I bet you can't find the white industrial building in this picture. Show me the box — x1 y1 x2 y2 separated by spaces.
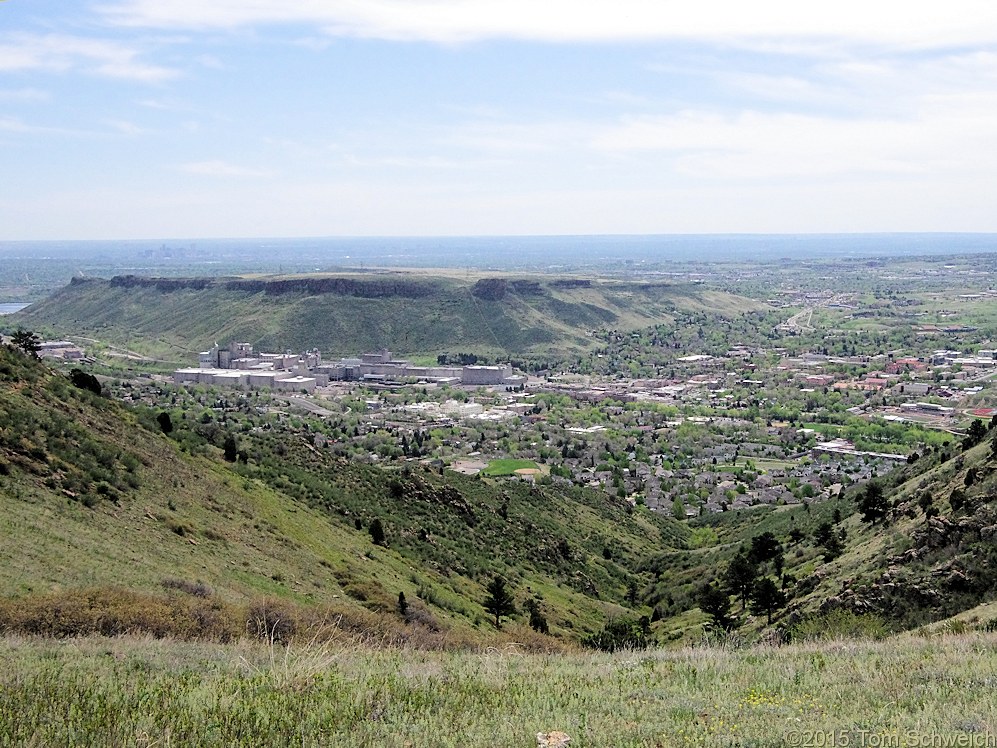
177 342 522 391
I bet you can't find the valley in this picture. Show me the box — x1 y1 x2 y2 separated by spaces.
2 248 997 744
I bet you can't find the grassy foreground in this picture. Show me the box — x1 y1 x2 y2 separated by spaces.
2 633 996 747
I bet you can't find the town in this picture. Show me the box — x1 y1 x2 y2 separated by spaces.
140 317 995 519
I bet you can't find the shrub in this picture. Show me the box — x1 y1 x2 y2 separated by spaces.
789 609 889 642
0 587 241 641
161 577 213 598
247 599 298 644
582 615 651 652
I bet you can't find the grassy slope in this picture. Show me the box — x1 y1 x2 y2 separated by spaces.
0 345 681 644
14 273 766 362
790 437 997 625
2 631 996 746
646 433 997 638
0 352 462 636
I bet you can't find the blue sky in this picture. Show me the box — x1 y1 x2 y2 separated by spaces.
3 0 997 239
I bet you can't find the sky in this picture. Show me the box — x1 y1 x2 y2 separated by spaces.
3 1 997 240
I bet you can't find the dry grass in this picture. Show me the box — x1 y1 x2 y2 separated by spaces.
1 631 996 746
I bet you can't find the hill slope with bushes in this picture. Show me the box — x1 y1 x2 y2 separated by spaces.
0 343 682 646
641 424 997 640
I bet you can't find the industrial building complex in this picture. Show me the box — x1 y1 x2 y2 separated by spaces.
173 342 525 391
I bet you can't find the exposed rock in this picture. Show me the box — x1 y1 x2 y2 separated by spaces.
550 279 592 289
511 280 545 295
106 274 435 298
917 516 955 548
537 731 571 748
472 278 508 300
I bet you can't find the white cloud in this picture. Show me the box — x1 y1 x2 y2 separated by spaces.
103 118 145 135
0 116 36 133
589 102 997 181
98 0 997 48
177 160 270 177
137 98 179 110
343 154 507 170
0 88 51 102
0 116 87 136
442 120 593 153
0 34 178 81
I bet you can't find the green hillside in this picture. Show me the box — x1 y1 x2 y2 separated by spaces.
788 432 997 628
4 330 995 650
643 424 997 640
0 343 681 645
13 273 766 363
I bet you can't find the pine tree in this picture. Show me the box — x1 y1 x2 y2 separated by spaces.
10 329 40 358
483 575 516 628
724 551 758 611
859 482 888 525
749 577 786 624
696 583 732 630
748 532 781 564
962 419 987 450
523 598 549 634
223 434 238 463
157 412 174 434
369 518 386 546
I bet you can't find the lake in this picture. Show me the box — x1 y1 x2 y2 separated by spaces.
0 303 30 315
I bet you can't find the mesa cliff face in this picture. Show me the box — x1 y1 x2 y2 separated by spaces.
33 273 761 361
97 275 436 298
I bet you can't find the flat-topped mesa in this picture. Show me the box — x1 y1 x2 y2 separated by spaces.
102 274 436 298
471 277 546 300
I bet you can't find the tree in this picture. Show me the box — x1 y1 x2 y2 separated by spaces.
69 368 101 395
724 550 758 611
397 591 408 617
814 521 843 561
157 412 174 434
223 434 238 463
483 575 516 628
821 534 843 562
749 577 786 624
962 419 987 451
369 518 386 546
672 496 686 520
697 583 733 630
748 531 782 565
523 597 549 634
10 329 40 358
814 521 836 547
858 481 888 525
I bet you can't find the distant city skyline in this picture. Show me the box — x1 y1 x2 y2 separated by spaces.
3 1 997 240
